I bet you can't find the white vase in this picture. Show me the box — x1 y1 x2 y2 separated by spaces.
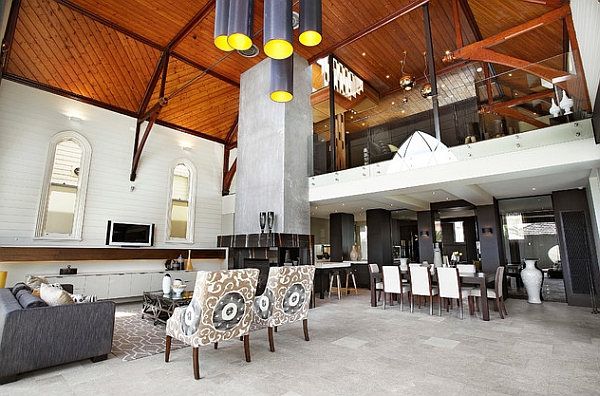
162 274 172 294
434 244 443 267
521 259 543 304
350 245 359 261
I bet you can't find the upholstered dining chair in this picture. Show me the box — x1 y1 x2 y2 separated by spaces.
165 268 259 380
382 266 410 311
251 265 315 352
368 264 383 303
436 267 470 319
456 264 476 276
409 265 438 315
468 266 507 319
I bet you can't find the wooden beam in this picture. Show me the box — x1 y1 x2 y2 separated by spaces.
492 107 548 128
482 89 555 112
452 0 463 48
564 13 591 111
516 0 566 7
446 5 573 92
0 0 21 76
453 4 570 54
138 52 169 117
308 0 429 64
130 97 168 181
222 158 237 196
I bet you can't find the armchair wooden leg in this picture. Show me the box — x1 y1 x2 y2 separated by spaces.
193 347 200 380
165 335 172 362
268 327 275 352
243 334 251 362
214 342 219 349
303 318 310 341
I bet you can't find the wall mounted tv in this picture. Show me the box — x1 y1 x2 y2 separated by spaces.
106 221 155 247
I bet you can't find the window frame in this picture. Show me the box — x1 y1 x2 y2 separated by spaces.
165 159 196 244
35 131 92 240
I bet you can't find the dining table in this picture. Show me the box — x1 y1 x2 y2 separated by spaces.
370 266 495 321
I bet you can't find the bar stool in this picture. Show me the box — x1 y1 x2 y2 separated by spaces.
328 270 342 299
345 268 359 296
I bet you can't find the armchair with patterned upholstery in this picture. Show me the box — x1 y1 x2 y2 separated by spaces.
251 265 315 352
165 268 259 380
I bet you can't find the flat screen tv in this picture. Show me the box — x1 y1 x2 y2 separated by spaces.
106 221 154 247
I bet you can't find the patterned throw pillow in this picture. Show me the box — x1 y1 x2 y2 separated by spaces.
26 275 49 289
70 293 98 303
39 283 74 306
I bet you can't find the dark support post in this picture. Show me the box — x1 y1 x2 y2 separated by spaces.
328 54 336 172
423 3 441 140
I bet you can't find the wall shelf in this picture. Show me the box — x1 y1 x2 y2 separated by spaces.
0 247 226 262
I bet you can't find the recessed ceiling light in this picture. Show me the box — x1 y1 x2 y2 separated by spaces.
476 67 483 72
402 110 405 113
508 73 513 77
391 101 395 105
432 191 436 194
362 52 366 56
532 187 536 191
386 75 390 79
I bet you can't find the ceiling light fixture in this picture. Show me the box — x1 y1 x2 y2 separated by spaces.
420 51 432 99
398 51 415 91
214 0 234 51
264 0 293 59
299 0 322 47
227 0 254 51
270 56 293 103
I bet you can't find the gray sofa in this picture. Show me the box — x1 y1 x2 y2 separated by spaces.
0 285 116 384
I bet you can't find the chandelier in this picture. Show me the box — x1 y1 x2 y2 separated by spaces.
398 51 415 91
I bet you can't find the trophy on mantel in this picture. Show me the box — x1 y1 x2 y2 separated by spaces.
259 212 267 233
267 211 274 233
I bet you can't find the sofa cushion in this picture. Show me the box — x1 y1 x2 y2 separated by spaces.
15 288 48 308
11 282 31 296
40 283 74 306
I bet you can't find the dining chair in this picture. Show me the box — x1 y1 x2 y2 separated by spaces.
368 264 383 303
456 264 476 276
165 268 259 380
436 267 469 319
382 266 410 311
468 266 507 319
252 265 315 352
409 265 438 315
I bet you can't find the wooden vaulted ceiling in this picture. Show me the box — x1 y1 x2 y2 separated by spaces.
1 0 587 148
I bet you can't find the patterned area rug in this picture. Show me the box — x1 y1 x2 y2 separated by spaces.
112 312 187 361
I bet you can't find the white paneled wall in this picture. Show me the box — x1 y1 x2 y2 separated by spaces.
571 0 600 109
0 80 224 248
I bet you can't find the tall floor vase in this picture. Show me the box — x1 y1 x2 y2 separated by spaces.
521 259 543 304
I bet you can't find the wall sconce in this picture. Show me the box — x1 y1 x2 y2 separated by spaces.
482 227 493 235
419 230 429 237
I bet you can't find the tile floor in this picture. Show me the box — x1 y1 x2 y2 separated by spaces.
3 291 599 396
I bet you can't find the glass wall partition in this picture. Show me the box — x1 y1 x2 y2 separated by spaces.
498 196 566 302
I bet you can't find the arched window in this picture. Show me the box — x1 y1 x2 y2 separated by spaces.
36 131 91 240
166 160 196 243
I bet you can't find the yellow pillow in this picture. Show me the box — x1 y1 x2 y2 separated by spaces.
40 283 74 306
388 144 399 152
